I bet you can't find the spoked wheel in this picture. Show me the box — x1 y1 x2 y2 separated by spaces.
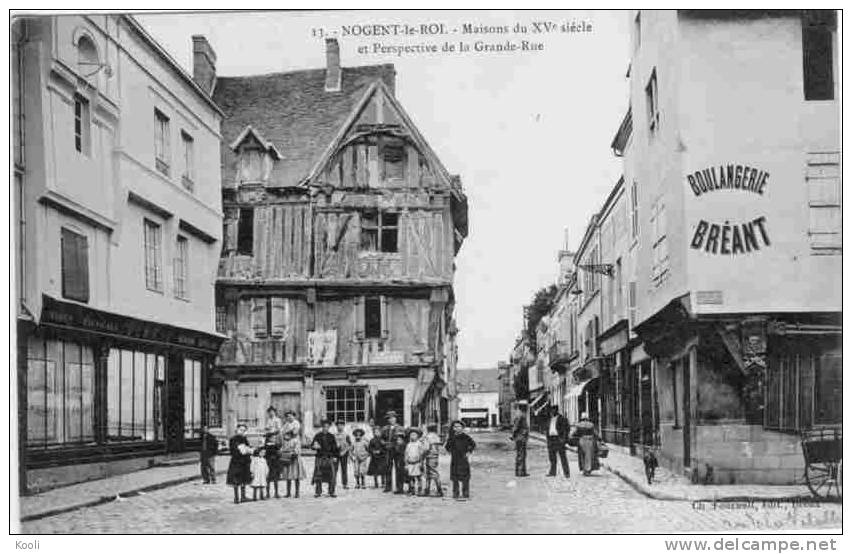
805 459 842 500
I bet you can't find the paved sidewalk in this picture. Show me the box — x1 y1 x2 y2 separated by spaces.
528 432 816 502
18 455 231 522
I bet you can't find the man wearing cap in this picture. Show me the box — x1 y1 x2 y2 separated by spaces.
381 410 406 494
311 418 340 497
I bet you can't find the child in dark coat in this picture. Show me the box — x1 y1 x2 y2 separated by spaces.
445 420 476 500
226 424 252 504
366 423 387 489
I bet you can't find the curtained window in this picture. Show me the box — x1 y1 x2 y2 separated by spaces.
26 337 95 448
106 349 160 442
184 359 202 438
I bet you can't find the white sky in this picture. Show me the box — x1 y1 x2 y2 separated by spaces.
139 9 630 370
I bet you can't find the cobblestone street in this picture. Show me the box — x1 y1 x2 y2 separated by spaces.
22 431 840 534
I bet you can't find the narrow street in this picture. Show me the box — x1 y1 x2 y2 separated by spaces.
23 431 840 534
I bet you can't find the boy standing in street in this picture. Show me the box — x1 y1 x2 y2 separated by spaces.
200 424 219 484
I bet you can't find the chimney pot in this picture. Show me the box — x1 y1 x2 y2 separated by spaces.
192 35 217 94
325 38 341 92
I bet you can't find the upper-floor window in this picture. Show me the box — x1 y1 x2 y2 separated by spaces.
237 208 254 256
173 236 189 300
645 69 659 135
74 95 91 156
382 142 406 181
364 296 383 339
181 131 194 190
61 227 89 303
628 281 637 329
803 11 836 101
582 246 599 301
650 200 670 285
360 211 399 253
250 297 289 339
143 219 163 292
630 180 640 239
154 109 170 176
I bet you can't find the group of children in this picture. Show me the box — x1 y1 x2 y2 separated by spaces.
222 412 477 504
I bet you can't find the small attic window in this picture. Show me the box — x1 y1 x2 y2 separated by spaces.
382 143 406 181
76 34 99 78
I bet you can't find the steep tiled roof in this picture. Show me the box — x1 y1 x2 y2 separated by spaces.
456 369 500 393
213 64 396 188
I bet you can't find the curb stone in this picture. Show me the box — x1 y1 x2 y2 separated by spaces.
20 469 226 523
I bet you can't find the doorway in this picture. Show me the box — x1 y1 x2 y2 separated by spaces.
375 389 404 425
165 354 185 452
682 355 691 468
270 392 302 423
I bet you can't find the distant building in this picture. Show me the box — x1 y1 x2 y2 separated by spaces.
13 16 224 492
456 369 500 428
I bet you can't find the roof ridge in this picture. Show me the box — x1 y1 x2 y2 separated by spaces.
217 63 395 81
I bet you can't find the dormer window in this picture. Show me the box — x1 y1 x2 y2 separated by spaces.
76 34 99 80
230 125 282 186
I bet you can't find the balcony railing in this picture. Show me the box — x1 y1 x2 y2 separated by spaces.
549 340 577 368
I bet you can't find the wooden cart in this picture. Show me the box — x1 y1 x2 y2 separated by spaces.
801 427 842 500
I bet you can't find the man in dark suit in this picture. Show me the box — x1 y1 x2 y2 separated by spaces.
511 404 530 477
545 405 570 477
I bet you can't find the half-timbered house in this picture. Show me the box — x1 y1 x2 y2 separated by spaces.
210 38 468 438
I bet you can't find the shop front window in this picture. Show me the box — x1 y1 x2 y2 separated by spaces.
26 337 95 448
106 349 161 442
326 386 367 423
184 359 202 439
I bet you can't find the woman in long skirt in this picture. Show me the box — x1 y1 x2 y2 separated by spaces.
279 429 307 498
573 412 598 476
226 424 252 503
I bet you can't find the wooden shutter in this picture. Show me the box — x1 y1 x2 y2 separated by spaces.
313 385 327 427
355 296 365 339
380 295 389 339
367 385 378 421
251 298 268 338
270 297 288 338
61 228 89 303
223 219 238 252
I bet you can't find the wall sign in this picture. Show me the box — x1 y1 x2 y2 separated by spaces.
687 164 769 197
687 164 771 255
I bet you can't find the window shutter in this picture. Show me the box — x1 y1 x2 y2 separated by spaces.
367 385 378 421
61 229 89 303
355 296 365 339
270 297 287 338
251 298 268 339
380 295 389 339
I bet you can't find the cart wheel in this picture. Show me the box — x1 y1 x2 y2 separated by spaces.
805 460 842 500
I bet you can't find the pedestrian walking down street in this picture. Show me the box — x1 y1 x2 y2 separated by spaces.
367 422 388 489
199 425 218 484
511 404 529 477
572 412 600 476
545 405 571 478
226 424 252 504
445 420 476 500
311 419 340 498
404 429 425 495
280 429 306 498
381 411 406 494
334 420 353 490
422 423 444 497
350 428 370 489
250 447 269 501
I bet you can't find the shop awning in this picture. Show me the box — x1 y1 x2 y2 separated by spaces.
564 378 597 423
530 391 549 415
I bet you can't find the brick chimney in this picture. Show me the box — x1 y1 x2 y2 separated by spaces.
192 35 217 94
325 38 341 92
